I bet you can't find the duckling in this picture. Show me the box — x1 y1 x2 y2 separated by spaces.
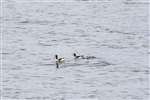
73 53 84 59
55 54 64 68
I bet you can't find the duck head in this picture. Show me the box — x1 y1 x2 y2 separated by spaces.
73 53 77 57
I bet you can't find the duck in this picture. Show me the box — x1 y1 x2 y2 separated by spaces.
73 53 84 59
73 53 96 60
55 54 65 63
55 54 64 68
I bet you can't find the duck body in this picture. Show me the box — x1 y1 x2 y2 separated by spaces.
57 58 65 63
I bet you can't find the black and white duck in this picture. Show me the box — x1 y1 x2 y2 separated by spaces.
55 54 64 68
73 53 84 59
73 53 96 59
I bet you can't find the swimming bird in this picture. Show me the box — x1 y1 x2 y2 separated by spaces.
73 53 84 59
55 54 64 63
55 54 64 68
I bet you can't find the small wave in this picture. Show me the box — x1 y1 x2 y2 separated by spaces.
101 44 127 49
96 61 113 66
123 1 149 5
18 20 54 25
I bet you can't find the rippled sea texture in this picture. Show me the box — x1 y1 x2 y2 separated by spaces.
1 0 149 100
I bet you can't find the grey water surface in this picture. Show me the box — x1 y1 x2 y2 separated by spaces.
1 0 149 100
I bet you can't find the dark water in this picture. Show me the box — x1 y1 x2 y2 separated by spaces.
1 0 149 100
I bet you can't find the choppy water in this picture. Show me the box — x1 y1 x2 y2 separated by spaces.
1 0 149 100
